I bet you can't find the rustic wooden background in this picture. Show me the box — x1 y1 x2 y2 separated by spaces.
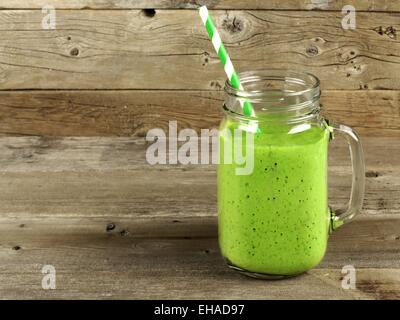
0 0 399 299
0 1 399 137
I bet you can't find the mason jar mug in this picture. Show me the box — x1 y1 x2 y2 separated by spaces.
218 70 365 279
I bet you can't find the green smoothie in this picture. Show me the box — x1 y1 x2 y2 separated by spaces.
218 121 331 276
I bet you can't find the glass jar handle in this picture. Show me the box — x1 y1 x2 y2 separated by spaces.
328 121 365 231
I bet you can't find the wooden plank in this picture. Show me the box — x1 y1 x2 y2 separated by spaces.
0 90 222 137
0 10 399 90
0 137 398 299
0 136 398 171
0 90 398 137
0 137 398 217
0 168 398 217
0 215 398 299
1 1 399 11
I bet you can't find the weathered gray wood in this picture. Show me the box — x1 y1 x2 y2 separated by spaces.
0 90 399 137
0 137 398 218
1 0 399 11
0 215 398 299
0 136 398 171
0 10 399 90
0 169 398 217
0 136 398 299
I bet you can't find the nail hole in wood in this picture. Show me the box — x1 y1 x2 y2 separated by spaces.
106 223 116 232
366 170 379 178
120 229 130 237
12 245 21 251
143 9 156 18
70 48 79 56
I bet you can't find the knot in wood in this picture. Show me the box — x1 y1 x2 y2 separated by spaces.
222 16 244 34
306 45 319 56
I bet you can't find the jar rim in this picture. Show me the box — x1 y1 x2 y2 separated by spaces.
224 69 320 101
223 69 321 123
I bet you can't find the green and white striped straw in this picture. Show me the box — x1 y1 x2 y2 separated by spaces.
199 5 256 119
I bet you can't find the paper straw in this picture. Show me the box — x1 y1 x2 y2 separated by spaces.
199 6 256 118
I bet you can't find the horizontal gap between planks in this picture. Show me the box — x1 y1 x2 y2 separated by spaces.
0 88 394 92
0 8 399 13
